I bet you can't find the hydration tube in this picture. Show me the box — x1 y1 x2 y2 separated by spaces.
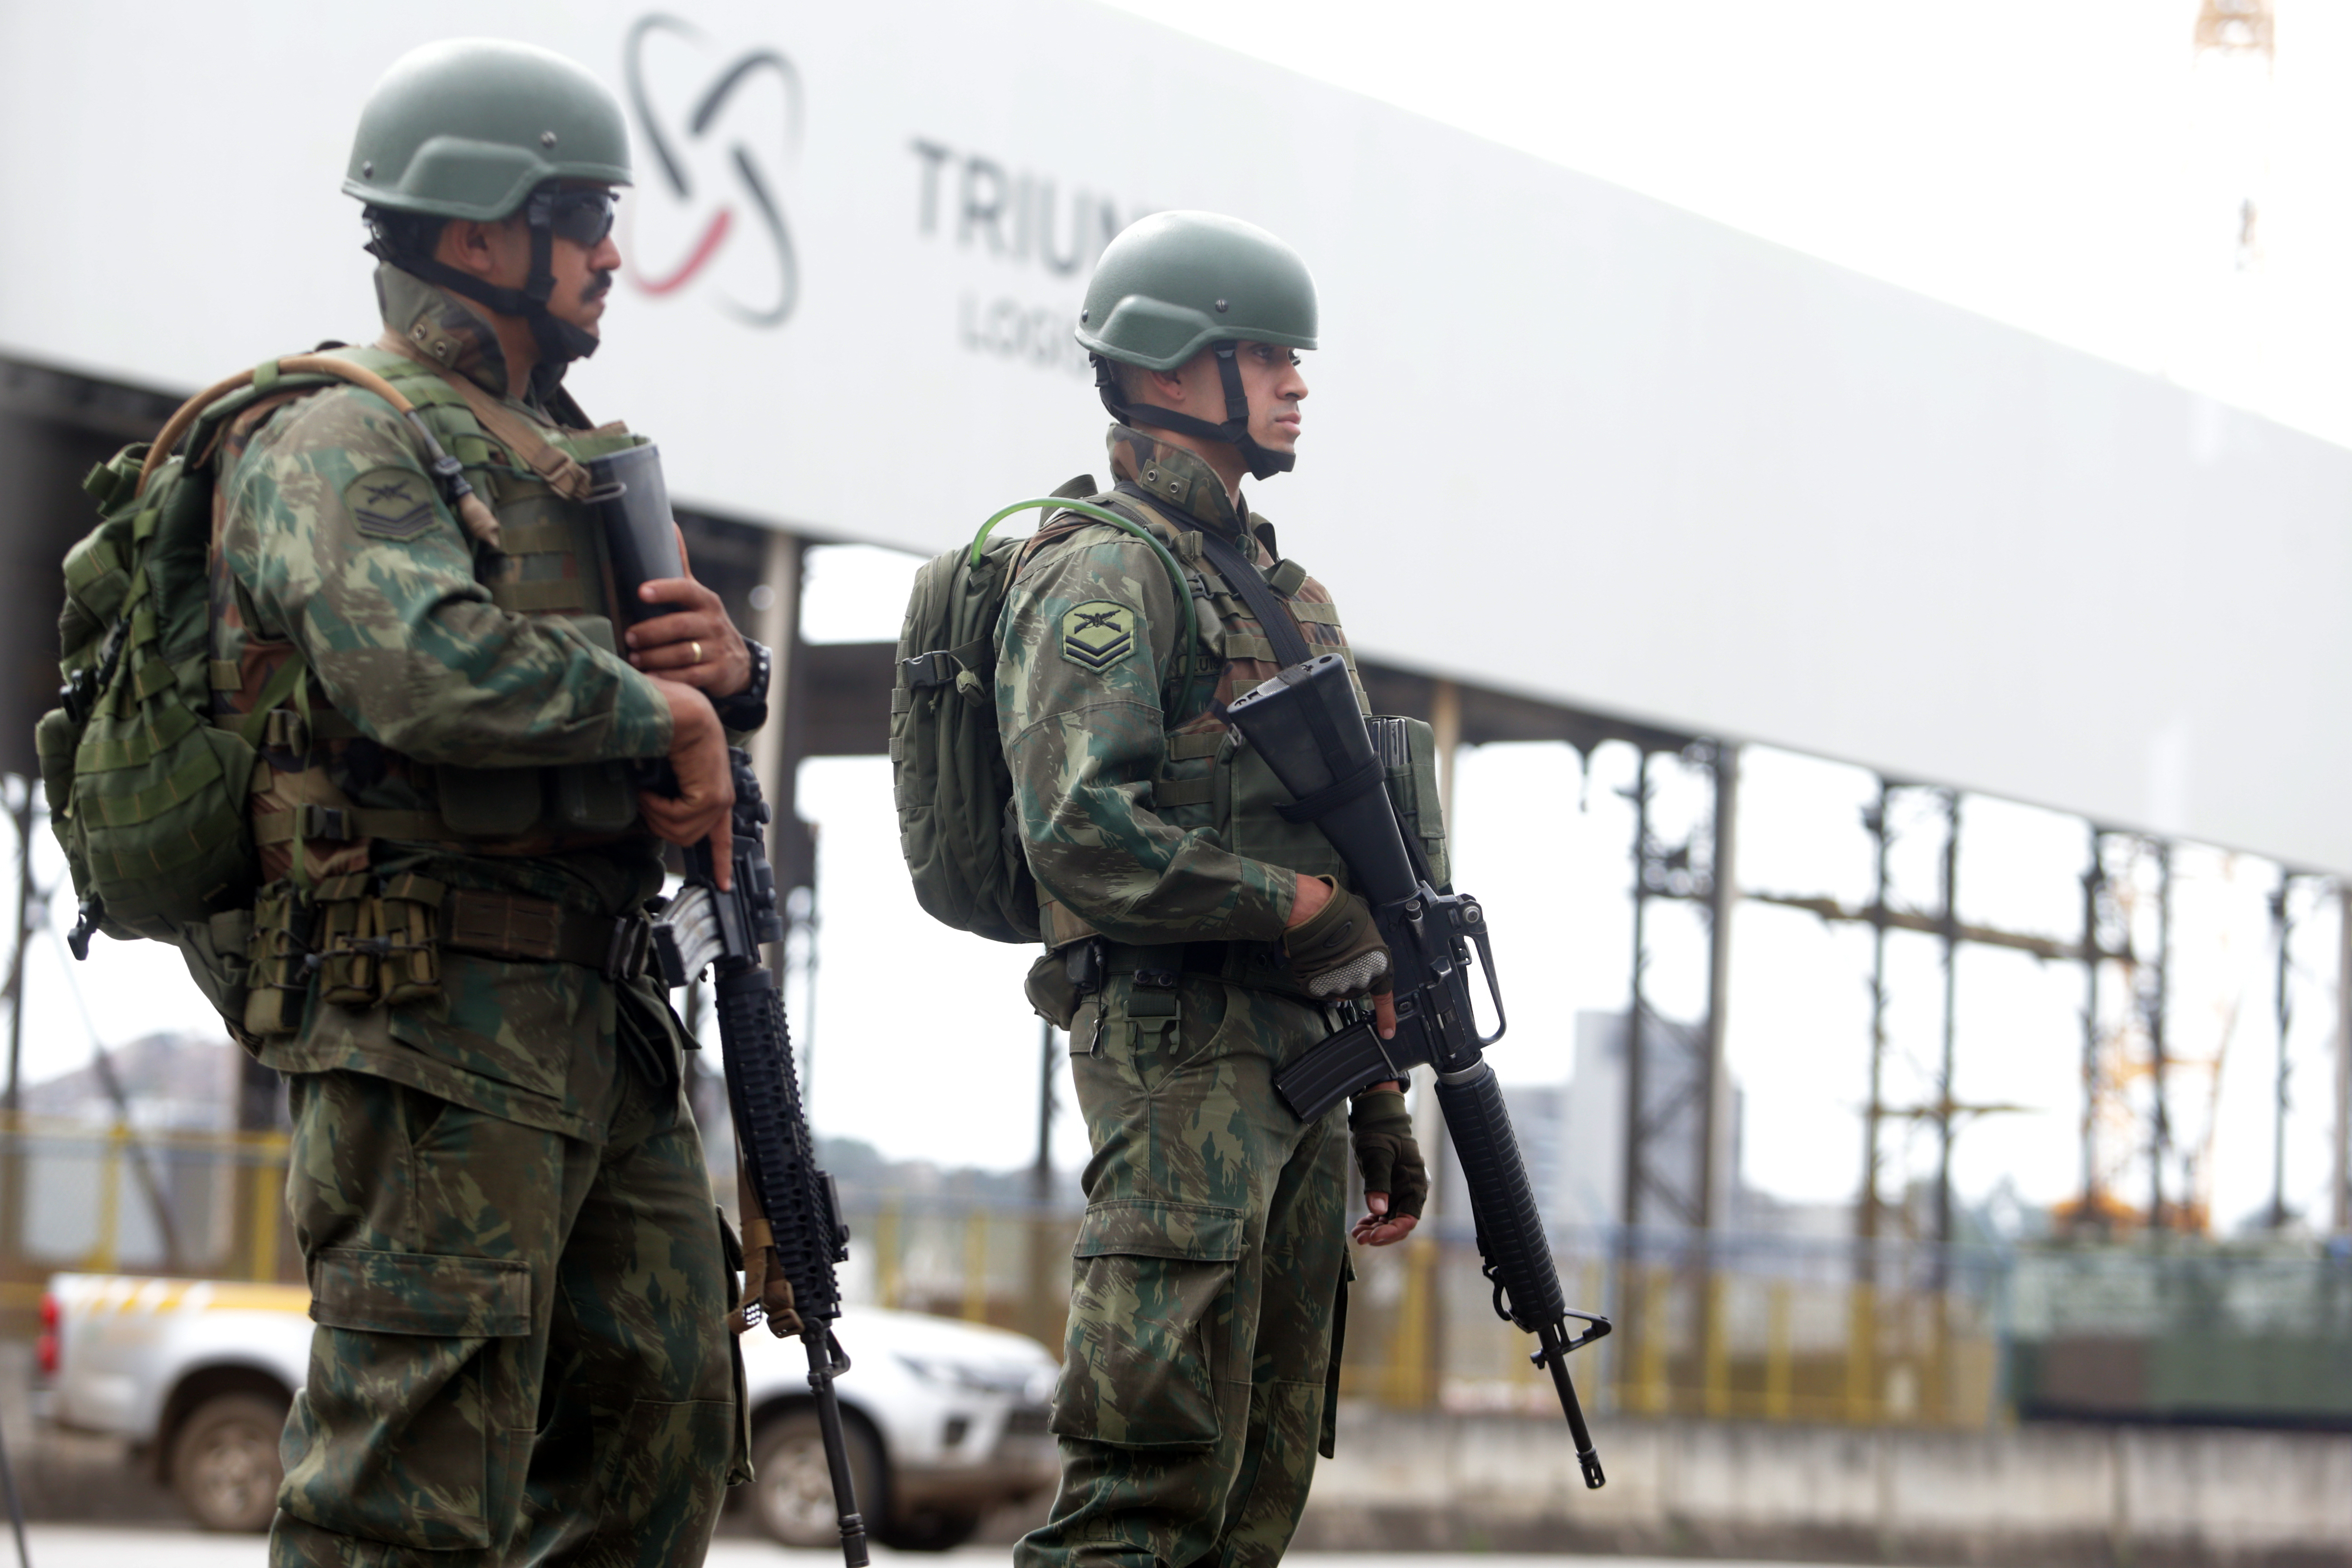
968 498 1200 702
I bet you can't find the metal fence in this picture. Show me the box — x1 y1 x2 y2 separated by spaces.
835 1195 2011 1426
2006 1244 2352 1426
6 1117 2346 1431
0 1117 295 1323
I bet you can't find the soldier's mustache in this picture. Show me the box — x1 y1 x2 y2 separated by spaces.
582 272 615 304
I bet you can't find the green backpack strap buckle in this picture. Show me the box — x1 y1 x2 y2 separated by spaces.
236 654 310 748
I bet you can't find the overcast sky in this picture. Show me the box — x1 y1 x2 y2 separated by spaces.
1094 0 2352 448
19 0 2346 1237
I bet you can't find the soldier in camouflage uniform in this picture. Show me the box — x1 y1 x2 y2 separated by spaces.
1004 212 1433 1567
212 40 773 1566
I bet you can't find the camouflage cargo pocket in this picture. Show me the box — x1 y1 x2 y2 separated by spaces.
385 952 583 1104
1051 1198 1241 1450
279 1247 534 1550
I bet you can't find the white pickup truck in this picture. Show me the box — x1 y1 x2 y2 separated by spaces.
39 1273 1059 1548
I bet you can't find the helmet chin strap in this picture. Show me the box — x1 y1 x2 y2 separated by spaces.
368 190 600 397
1095 343 1296 482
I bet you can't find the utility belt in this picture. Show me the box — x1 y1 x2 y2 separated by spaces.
1050 935 1346 1059
1067 936 1319 1005
245 875 653 1038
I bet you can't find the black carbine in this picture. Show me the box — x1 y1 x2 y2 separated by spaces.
1177 496 1609 1489
653 750 869 1562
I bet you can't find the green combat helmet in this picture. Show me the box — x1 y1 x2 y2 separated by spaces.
344 37 632 373
1076 211 1318 480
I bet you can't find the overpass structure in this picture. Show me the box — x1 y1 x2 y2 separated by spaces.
0 0 2343 1275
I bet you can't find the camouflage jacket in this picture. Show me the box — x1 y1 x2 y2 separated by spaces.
213 267 672 780
212 268 691 1136
997 426 1359 951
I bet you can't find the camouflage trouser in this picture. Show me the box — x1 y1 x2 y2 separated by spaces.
268 1053 740 1567
1018 973 1349 1568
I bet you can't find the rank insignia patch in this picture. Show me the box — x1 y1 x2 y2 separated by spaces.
1061 601 1137 671
345 468 438 540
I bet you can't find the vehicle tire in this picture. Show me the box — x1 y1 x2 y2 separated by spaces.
750 1406 885 1550
877 1508 984 1552
169 1389 288 1533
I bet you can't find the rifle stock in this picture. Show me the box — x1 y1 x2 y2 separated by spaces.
1226 657 1611 1490
653 750 870 1563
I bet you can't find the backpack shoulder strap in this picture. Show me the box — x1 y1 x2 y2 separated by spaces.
368 333 594 502
1107 482 1313 669
141 353 504 549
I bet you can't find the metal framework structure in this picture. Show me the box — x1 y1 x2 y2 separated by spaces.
1620 741 1733 1236
1745 805 2348 1251
1749 794 2109 1242
0 347 2347 1367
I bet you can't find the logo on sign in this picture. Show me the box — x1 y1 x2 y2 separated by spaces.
622 15 800 327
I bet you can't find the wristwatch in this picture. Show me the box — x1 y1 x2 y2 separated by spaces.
710 638 772 731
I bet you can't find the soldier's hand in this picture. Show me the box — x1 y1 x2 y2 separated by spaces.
1286 874 1396 1038
624 527 753 696
1352 1191 1418 1248
1348 1088 1426 1247
640 679 734 887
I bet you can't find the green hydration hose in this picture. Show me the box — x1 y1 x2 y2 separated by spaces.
970 498 1199 703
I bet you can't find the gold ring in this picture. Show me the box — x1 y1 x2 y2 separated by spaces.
691 641 703 664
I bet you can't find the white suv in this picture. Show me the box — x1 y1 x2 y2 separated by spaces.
39 1274 1058 1549
737 1303 1058 1548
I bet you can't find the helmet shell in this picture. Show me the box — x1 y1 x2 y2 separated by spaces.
343 38 633 220
1077 211 1318 371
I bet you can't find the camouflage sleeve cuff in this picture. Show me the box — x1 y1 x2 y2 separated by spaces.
1264 862 1298 929
608 663 675 758
1229 858 1298 943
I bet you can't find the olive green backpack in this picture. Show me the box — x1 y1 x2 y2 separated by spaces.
890 480 1197 944
34 354 489 1020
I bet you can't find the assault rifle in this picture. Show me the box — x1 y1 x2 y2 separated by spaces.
652 750 868 1564
1226 655 1611 1489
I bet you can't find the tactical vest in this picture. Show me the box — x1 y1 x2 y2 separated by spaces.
1020 492 1452 952
209 343 651 893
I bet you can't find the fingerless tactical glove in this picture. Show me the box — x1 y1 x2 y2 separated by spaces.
1285 877 1392 1000
1348 1088 1429 1221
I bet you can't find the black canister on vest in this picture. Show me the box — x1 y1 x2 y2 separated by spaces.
587 443 683 623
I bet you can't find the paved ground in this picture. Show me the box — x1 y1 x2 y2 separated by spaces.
0 1524 1925 1567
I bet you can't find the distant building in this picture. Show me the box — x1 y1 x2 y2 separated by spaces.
1502 1084 1568 1228
1441 1010 1776 1238
1557 1009 1729 1232
24 1030 241 1132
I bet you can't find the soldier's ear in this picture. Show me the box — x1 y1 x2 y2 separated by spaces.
1147 363 1194 409
435 216 528 282
434 219 495 277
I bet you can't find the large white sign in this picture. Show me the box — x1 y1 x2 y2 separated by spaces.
2 0 2345 870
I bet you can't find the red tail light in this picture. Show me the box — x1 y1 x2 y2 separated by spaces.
36 1293 58 1379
